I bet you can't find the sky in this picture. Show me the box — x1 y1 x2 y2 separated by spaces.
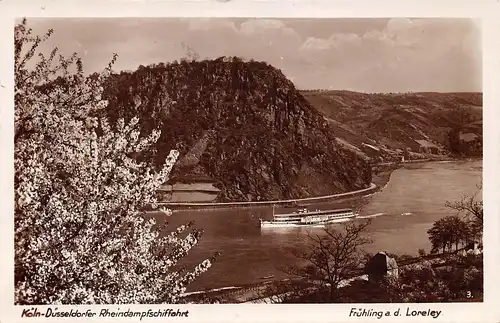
25 18 482 93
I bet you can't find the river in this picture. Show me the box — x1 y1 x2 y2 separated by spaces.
148 160 482 292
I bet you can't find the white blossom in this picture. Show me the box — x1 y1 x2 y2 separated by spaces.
14 19 215 305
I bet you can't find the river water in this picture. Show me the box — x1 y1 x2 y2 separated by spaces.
149 160 482 292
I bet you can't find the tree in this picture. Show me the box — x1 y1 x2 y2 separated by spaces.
281 220 372 302
427 216 469 254
445 182 483 242
14 18 215 305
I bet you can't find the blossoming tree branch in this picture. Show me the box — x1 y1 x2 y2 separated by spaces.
14 18 216 305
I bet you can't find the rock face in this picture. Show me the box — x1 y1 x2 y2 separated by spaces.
102 58 372 202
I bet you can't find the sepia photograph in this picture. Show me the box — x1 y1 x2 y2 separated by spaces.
12 16 485 307
2 1 498 319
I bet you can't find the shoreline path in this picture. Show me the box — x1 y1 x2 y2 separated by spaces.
157 183 377 209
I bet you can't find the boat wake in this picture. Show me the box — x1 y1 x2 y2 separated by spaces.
356 212 386 219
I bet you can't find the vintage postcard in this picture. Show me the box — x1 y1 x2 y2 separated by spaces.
1 1 499 322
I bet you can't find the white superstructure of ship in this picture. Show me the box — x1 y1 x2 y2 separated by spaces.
259 206 357 228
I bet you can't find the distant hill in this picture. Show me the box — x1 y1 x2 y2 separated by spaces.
101 57 372 202
301 90 482 162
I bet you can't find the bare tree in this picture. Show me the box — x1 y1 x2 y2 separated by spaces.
445 182 483 241
281 220 372 302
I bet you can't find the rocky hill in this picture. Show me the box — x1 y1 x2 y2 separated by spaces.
301 90 482 162
101 57 372 202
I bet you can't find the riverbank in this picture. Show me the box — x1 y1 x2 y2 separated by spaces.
152 157 468 212
154 163 398 211
371 163 401 191
156 183 377 210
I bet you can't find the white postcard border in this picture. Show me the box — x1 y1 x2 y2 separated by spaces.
0 1 499 323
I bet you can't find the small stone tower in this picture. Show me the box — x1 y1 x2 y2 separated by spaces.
364 251 399 282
